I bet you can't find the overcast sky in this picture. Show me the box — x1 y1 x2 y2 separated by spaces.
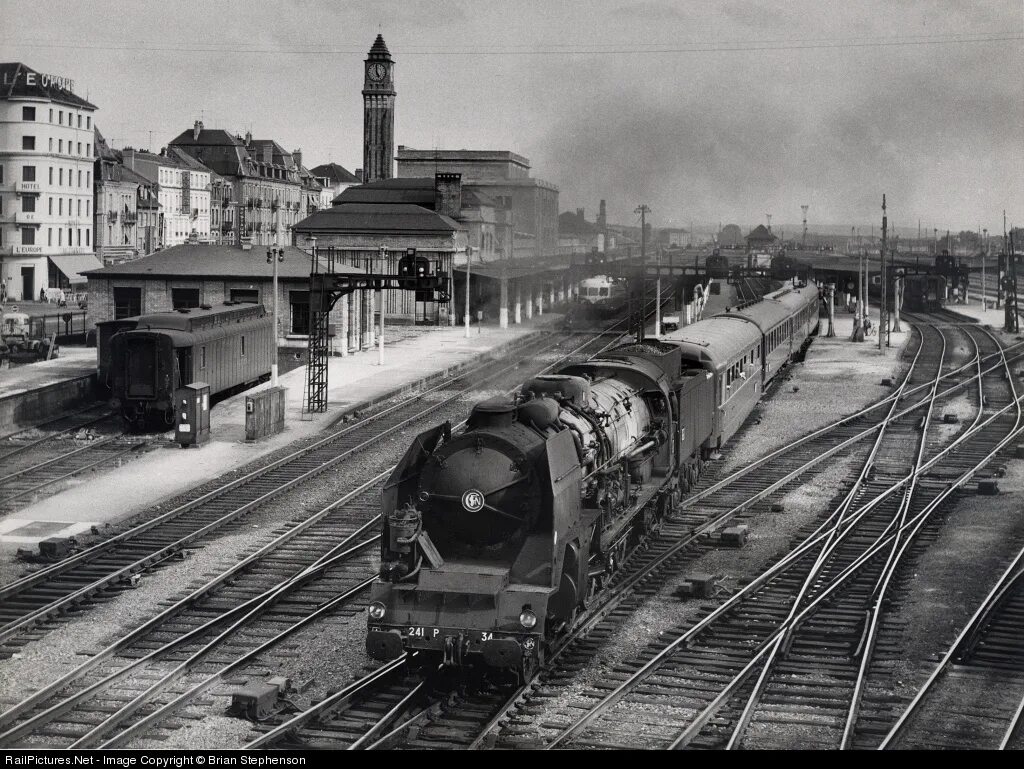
3 0 1022 234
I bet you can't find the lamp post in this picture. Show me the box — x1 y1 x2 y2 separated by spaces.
982 228 988 309
465 245 473 338
266 246 284 387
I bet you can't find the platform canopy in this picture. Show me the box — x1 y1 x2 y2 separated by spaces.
49 253 104 284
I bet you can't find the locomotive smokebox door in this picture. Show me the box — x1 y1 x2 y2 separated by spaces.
174 382 211 448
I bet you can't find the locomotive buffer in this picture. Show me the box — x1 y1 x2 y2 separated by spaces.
304 246 450 413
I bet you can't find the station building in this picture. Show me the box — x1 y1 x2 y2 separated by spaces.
396 146 559 261
0 62 102 300
82 242 374 357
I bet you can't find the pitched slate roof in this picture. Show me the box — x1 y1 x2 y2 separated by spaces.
83 244 359 280
310 162 361 185
294 203 462 235
332 177 493 210
0 62 97 110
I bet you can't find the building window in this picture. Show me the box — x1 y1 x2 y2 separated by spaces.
22 136 36 151
86 143 90 156
49 138 53 152
77 229 81 246
68 227 72 245
48 167 53 184
113 287 142 319
78 170 82 187
59 139 64 154
58 110 63 125
86 170 90 186
77 200 81 216
171 287 201 309
241 335 246 357
22 196 35 213
48 108 53 123
200 346 206 369
77 114 82 128
59 199 63 215
86 200 89 216
22 227 35 246
48 228 52 246
58 229 62 245
86 229 89 246
59 168 63 185
229 288 259 304
86 116 90 129
290 290 310 334
22 106 35 121
77 142 82 155
22 166 36 182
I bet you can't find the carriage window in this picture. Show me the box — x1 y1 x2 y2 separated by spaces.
200 346 206 369
241 335 246 357
599 287 609 297
230 288 259 304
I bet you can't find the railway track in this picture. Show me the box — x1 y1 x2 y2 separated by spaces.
0 315 661 748
880 545 1024 750
243 315 1010 751
0 421 153 516
0 328 604 652
528 317 1024 750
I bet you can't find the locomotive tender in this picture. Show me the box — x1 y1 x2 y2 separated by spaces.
107 303 273 429
367 282 820 675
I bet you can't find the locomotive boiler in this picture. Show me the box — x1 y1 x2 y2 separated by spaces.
366 283 821 676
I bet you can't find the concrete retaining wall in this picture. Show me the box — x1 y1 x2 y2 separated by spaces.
0 374 98 436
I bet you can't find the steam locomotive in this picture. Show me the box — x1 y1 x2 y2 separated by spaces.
366 282 820 675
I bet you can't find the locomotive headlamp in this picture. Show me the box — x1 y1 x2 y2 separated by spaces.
368 602 387 620
519 608 538 629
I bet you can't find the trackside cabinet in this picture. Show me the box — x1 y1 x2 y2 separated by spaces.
175 382 211 448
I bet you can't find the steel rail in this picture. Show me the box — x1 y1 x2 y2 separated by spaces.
722 322 946 749
548 357 1024 749
1 308 656 748
0 331 605 644
840 323 1000 748
87 309 662 749
0 468 387 733
878 554 1024 750
667 372 1024 750
0 404 110 463
677 335 1024 512
244 655 414 750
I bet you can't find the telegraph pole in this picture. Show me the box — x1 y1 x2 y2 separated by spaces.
880 194 887 352
801 205 809 250
464 245 472 338
982 228 988 309
635 204 650 342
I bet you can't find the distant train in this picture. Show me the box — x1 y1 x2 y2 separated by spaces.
104 303 273 429
576 275 628 318
901 273 946 313
366 281 821 677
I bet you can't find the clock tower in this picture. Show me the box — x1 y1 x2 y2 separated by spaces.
362 34 395 184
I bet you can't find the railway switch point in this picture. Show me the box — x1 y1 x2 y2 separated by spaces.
976 480 1000 496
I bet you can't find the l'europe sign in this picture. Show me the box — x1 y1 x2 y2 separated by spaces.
2 69 76 93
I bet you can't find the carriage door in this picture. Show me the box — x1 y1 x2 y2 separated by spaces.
175 347 193 388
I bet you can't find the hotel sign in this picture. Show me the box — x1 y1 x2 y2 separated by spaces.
1 70 75 93
13 245 44 255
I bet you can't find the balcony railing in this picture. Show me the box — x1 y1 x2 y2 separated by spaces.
123 213 138 224
107 211 119 223
222 221 235 232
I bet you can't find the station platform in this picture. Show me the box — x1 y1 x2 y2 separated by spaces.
0 313 564 548
0 349 97 437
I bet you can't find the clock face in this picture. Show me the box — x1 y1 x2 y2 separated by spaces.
368 63 388 82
